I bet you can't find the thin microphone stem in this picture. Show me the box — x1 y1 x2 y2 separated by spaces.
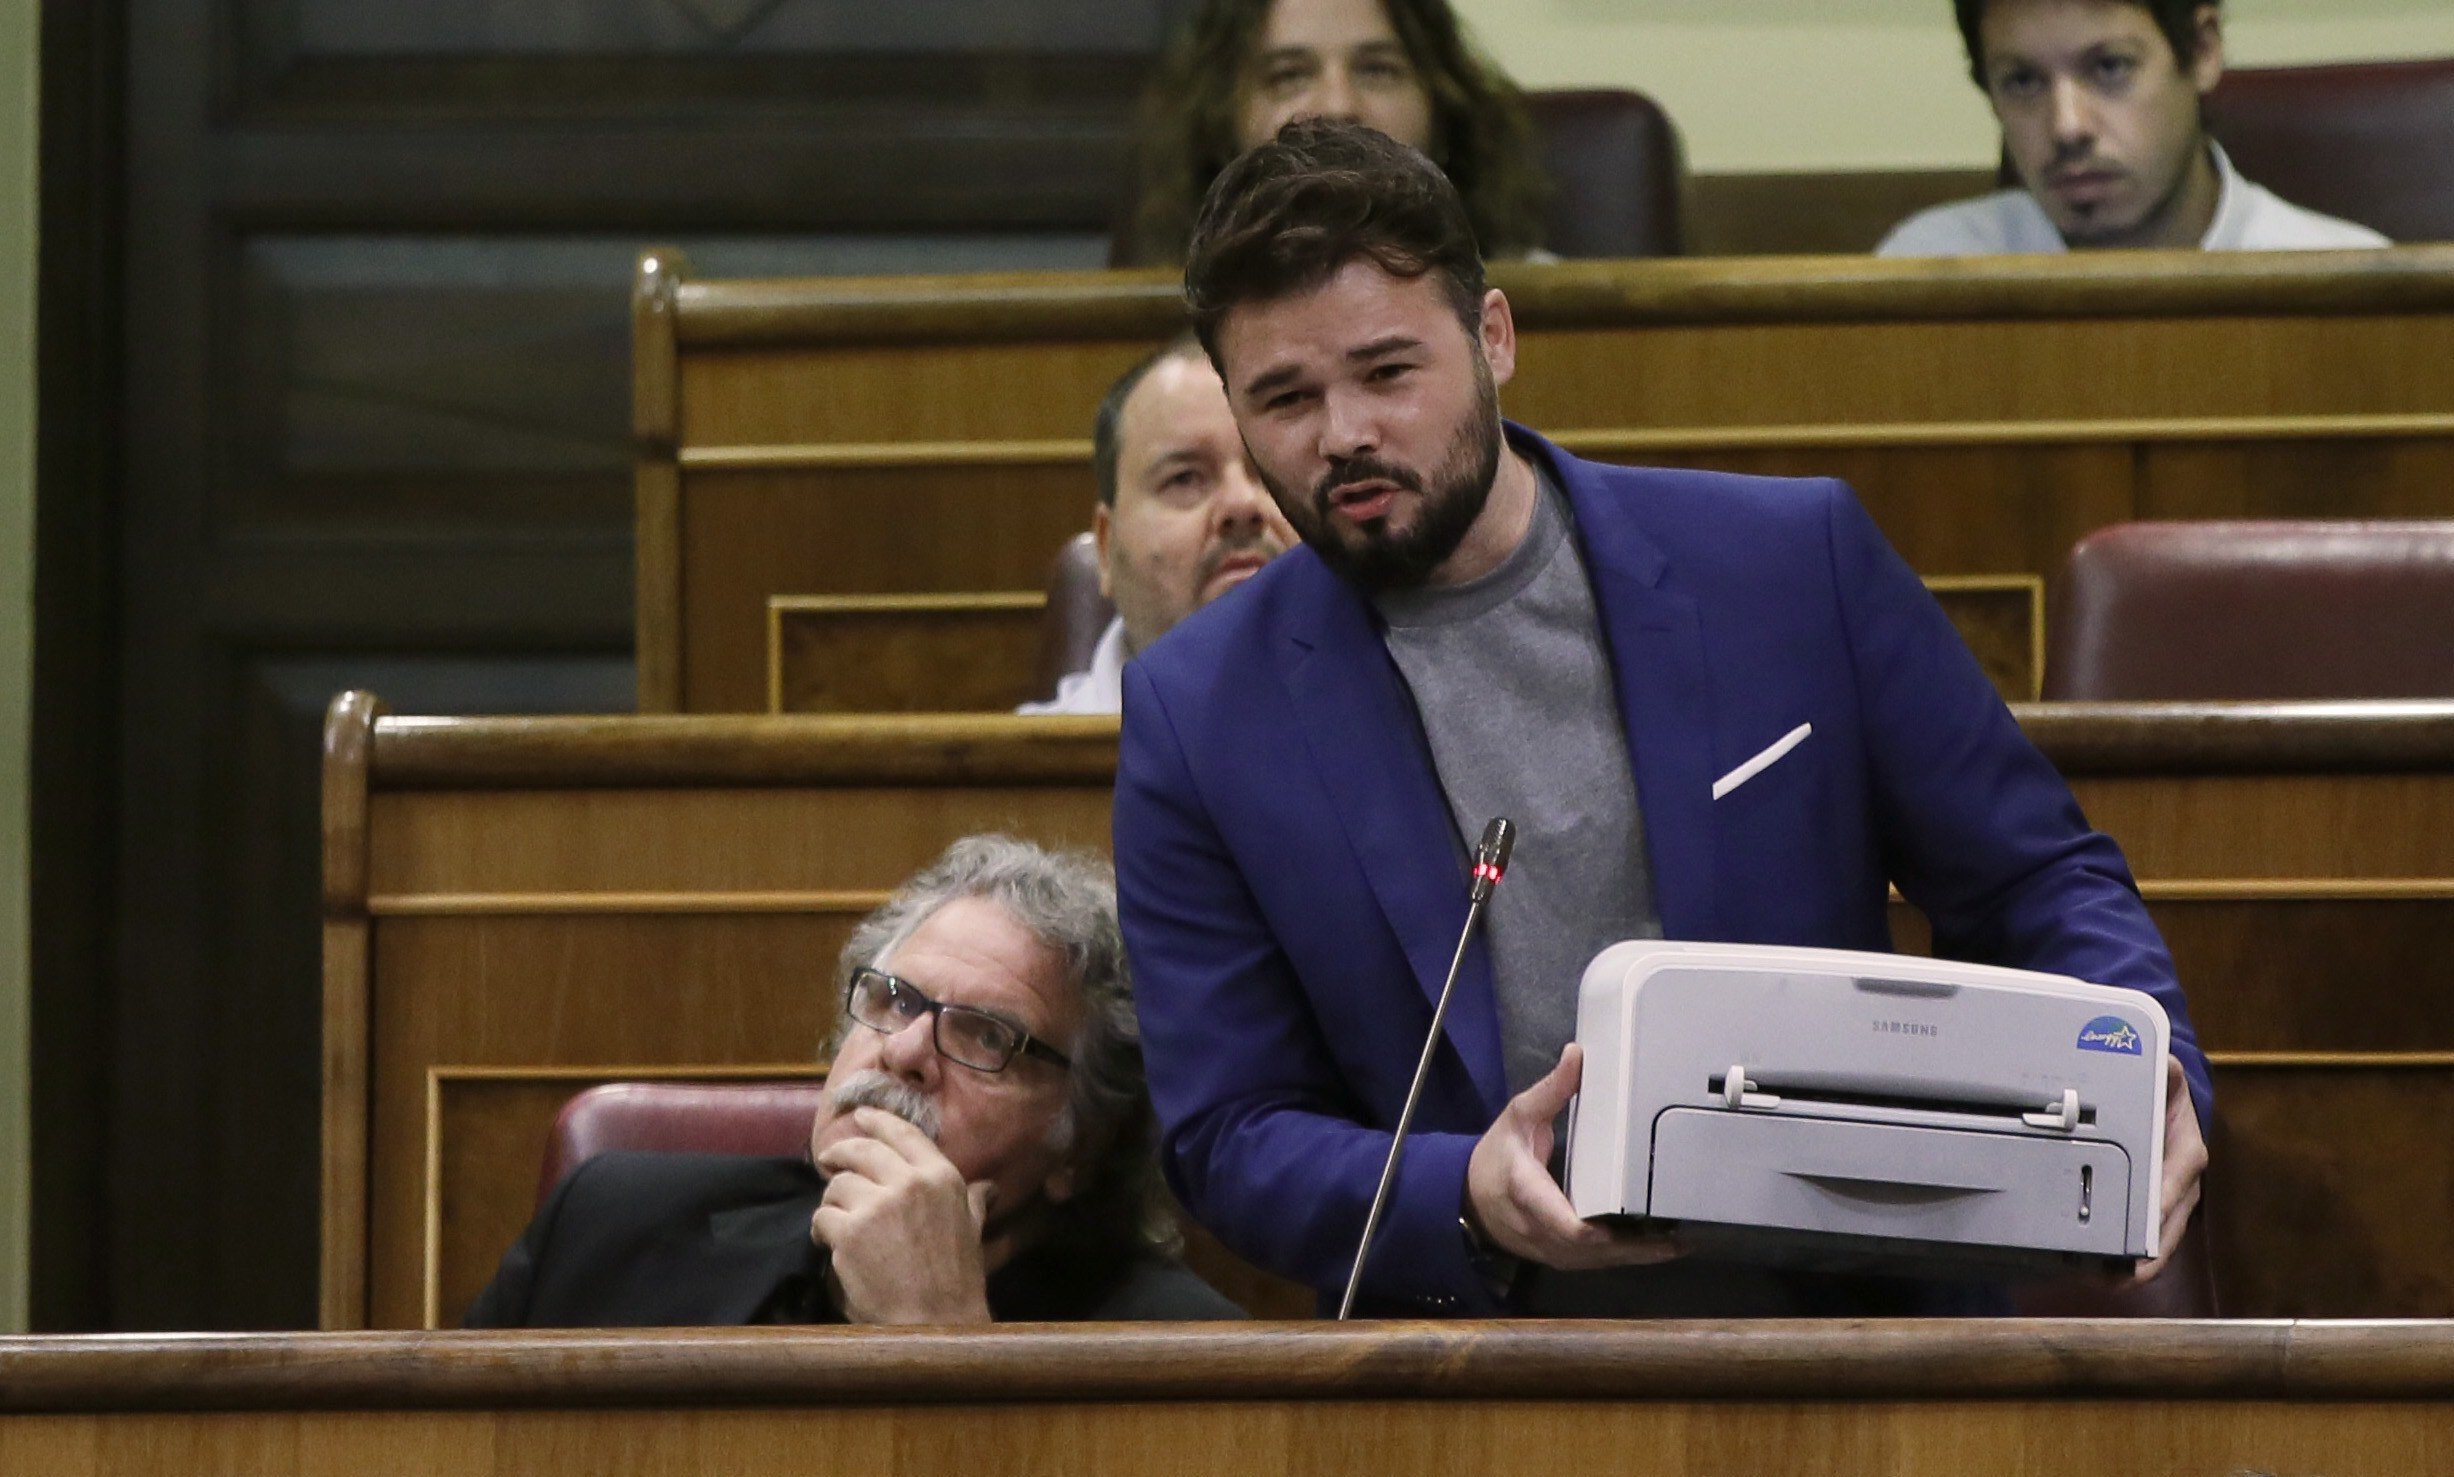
1337 890 1492 1321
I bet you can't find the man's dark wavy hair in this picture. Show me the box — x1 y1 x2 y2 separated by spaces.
1953 0 2218 86
1184 118 1486 370
1119 0 1546 267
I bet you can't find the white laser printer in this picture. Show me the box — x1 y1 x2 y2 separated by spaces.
1563 940 2169 1277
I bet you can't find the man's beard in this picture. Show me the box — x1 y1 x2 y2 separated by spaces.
1262 363 1504 594
827 1070 942 1141
2042 136 2201 249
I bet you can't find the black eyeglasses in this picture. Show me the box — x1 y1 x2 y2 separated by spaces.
843 967 1073 1074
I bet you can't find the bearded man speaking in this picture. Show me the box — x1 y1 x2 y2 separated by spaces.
1111 119 2211 1318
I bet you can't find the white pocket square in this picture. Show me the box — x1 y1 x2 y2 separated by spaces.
1712 722 1812 800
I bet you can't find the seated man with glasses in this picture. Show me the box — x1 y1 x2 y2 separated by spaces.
466 835 1241 1326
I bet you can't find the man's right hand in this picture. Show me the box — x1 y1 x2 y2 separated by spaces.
1465 1043 1684 1272
810 1108 996 1326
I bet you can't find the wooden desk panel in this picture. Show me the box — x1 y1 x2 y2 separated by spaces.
2142 437 2454 521
1645 442 2136 578
4 1400 2449 1476
770 593 1047 714
2149 901 2454 1051
2210 1062 2454 1318
639 248 2454 712
6 1325 2454 1476
763 578 2043 715
680 464 1094 711
326 695 2454 1330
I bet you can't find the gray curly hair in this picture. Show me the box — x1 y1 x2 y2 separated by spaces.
826 834 1177 1257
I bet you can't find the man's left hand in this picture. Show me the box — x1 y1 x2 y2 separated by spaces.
2132 1053 2208 1283
810 1107 996 1324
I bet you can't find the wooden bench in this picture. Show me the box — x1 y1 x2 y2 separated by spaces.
322 693 2454 1329
635 246 2454 711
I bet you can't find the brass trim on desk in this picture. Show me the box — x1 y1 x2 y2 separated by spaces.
369 891 892 918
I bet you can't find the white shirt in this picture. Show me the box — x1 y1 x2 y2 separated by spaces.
1014 617 1128 716
1877 143 2390 257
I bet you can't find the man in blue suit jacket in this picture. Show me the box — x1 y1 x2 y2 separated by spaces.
1113 119 2210 1316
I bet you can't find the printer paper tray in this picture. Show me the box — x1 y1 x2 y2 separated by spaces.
1644 1107 2137 1264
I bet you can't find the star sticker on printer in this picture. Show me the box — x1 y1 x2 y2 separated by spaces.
2076 1017 2143 1055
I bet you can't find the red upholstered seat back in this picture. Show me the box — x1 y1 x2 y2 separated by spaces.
538 1081 826 1207
2044 520 2454 701
2205 58 2454 244
1522 88 1685 259
1034 531 1114 703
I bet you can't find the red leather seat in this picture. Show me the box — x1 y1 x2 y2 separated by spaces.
1034 532 1115 704
1522 88 1685 259
2045 521 2454 701
537 1081 823 1206
2206 58 2454 244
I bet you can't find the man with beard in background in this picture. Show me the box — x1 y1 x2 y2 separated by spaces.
466 835 1240 1326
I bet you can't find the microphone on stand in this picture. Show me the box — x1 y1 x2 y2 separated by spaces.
1338 817 1516 1320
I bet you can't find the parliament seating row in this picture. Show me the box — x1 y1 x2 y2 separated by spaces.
321 691 2454 1332
632 246 2454 712
1118 63 2454 265
768 519 2454 713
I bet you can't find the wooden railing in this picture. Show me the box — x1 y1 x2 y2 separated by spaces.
323 695 2454 1329
9 1323 2454 1474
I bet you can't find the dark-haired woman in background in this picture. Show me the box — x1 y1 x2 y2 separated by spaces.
1118 0 1550 266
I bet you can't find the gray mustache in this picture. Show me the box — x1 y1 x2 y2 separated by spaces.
828 1070 942 1142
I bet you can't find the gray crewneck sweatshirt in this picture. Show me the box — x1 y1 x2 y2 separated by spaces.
1374 469 1663 1094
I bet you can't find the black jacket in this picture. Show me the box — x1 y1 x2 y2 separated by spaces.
464 1150 1244 1327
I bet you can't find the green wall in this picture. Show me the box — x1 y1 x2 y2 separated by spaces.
0 0 35 1333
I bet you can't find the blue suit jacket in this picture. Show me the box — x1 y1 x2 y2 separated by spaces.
1113 429 2210 1313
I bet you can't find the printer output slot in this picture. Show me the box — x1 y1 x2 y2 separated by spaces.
1705 1074 2096 1128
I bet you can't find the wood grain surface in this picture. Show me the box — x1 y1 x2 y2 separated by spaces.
633 249 2454 710
8 1323 2454 1473
665 246 2454 347
324 695 2454 1329
9 1320 2454 1410
759 580 2040 715
1 1400 2446 1477
770 593 1049 714
365 702 2454 786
